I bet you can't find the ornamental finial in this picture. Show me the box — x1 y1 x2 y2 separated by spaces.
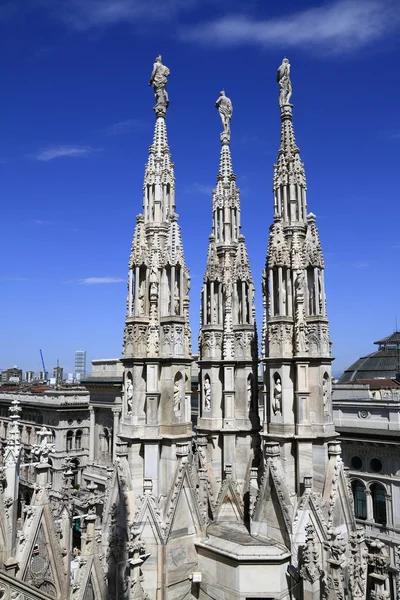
148 55 170 118
215 90 233 144
277 57 293 107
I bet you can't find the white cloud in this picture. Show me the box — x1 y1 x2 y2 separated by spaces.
107 118 144 135
33 145 95 161
45 0 201 30
78 277 125 284
180 0 400 54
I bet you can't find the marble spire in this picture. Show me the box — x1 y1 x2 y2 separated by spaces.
121 56 192 501
197 91 258 489
261 58 335 493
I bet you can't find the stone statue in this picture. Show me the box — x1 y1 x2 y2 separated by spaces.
126 378 133 412
173 381 181 413
138 280 145 314
174 280 180 315
277 58 292 107
294 270 305 302
215 91 233 136
150 265 159 296
204 377 211 412
149 55 170 107
273 376 282 415
247 376 252 408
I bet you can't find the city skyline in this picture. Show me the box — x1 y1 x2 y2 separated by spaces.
1 0 400 376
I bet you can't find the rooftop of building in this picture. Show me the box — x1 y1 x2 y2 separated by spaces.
338 331 400 383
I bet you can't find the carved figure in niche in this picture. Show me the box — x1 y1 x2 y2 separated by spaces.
247 376 252 409
281 284 287 313
215 90 233 135
126 378 133 413
174 280 180 315
148 55 170 106
147 326 159 356
204 377 211 412
173 381 181 413
294 270 305 302
322 374 329 412
207 298 211 322
273 375 282 415
150 266 158 296
277 58 292 107
138 280 145 314
295 321 307 354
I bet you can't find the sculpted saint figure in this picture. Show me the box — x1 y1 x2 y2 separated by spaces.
277 58 292 107
294 270 305 302
173 381 181 413
204 377 211 412
273 376 282 415
215 90 233 135
126 378 133 412
149 55 170 106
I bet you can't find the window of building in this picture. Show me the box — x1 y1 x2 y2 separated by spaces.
66 430 74 452
371 483 387 526
370 458 382 473
75 430 82 450
351 456 363 470
352 480 367 520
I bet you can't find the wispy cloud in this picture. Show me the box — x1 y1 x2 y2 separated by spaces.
32 145 97 161
33 219 53 225
180 0 400 54
0 276 30 282
107 118 144 135
184 182 213 196
78 277 125 285
44 0 202 30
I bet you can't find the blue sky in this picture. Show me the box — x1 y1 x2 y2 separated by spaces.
1 0 400 377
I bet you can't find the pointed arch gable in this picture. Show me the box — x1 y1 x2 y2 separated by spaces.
165 468 205 541
18 499 67 600
76 555 106 600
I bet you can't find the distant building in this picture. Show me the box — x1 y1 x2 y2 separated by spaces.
1 367 22 384
24 371 34 383
333 331 400 592
39 370 48 381
53 366 64 385
74 350 86 380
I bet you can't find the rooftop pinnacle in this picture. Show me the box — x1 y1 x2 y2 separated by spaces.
148 55 170 118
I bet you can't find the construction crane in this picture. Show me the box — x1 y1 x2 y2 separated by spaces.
39 349 47 381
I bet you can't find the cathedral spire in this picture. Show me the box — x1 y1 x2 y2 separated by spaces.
198 91 258 489
274 58 307 224
122 58 192 480
261 58 335 497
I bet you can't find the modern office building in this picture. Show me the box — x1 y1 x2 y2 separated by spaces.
74 350 86 381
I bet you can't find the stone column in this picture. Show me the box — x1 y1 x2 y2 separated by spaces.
89 406 95 463
112 408 121 461
128 269 133 316
365 489 374 521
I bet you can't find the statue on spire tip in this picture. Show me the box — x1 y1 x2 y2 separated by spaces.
149 55 170 116
277 58 292 107
216 90 233 139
